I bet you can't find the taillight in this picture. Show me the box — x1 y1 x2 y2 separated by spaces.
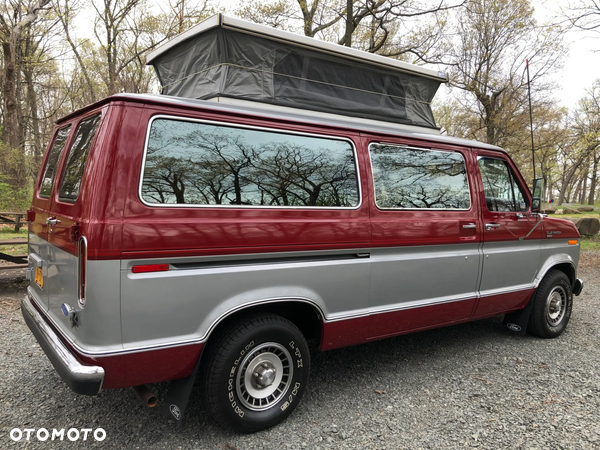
132 264 169 274
78 236 87 307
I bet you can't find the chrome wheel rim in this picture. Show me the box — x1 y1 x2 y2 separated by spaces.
236 342 293 411
545 285 567 326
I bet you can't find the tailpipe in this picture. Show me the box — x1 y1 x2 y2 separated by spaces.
133 385 158 407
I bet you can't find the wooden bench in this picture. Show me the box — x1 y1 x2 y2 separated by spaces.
0 212 26 232
0 238 28 268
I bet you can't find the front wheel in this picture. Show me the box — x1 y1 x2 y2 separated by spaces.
528 270 573 338
202 314 310 433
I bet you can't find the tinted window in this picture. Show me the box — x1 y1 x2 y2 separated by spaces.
58 115 101 203
478 157 527 212
39 126 71 198
141 118 359 207
370 144 471 209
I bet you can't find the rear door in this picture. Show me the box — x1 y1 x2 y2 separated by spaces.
45 113 103 332
28 125 72 310
474 152 542 317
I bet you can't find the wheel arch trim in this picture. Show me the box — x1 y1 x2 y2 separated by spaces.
199 296 326 345
534 254 576 288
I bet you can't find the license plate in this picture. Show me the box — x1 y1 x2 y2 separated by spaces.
35 267 43 289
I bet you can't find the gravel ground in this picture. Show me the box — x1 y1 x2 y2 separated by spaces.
1 254 599 449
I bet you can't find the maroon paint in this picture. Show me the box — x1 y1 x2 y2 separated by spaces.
472 289 535 319
78 344 204 389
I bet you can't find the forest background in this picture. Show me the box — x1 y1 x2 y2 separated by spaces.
1 0 599 212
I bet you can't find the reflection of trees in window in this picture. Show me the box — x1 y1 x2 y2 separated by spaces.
59 115 101 202
371 145 470 209
40 126 71 198
142 119 359 207
478 158 526 212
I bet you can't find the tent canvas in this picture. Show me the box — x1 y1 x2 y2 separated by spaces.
147 14 447 129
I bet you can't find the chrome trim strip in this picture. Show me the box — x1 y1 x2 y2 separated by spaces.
78 236 88 308
22 295 104 393
478 284 534 298
138 114 363 211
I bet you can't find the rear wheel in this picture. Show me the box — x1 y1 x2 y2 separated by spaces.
528 270 572 338
202 314 310 433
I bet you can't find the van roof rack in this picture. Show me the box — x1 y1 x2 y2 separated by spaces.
146 13 447 129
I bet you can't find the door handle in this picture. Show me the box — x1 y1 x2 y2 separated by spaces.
462 223 477 229
46 217 60 227
485 223 501 231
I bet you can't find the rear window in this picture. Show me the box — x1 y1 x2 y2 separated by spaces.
140 117 360 208
39 126 71 198
369 144 471 210
58 114 101 203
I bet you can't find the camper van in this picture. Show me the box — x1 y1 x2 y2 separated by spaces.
22 14 583 433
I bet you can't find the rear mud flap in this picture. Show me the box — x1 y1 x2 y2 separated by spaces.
502 298 535 335
161 353 203 428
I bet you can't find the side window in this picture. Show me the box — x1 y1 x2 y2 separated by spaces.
141 118 360 207
369 144 471 210
39 126 71 198
478 157 527 212
58 114 102 203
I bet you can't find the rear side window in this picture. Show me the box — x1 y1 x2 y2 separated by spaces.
39 126 71 198
369 144 471 210
478 157 527 212
141 118 360 208
58 114 101 203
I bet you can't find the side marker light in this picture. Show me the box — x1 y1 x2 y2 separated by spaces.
132 264 169 273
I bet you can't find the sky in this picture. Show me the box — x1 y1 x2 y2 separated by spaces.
533 0 600 110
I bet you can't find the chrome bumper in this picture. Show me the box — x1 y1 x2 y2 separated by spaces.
21 295 104 395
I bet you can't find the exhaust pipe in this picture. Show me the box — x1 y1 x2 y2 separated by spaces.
133 385 158 407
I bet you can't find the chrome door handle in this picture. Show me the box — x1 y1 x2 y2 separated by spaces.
462 223 477 229
485 223 501 231
46 217 60 227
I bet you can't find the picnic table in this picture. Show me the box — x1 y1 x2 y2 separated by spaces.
0 238 27 268
0 212 26 232
0 213 28 268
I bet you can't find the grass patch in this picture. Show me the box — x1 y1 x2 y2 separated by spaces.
581 234 600 252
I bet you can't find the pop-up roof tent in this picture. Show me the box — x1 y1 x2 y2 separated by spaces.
146 14 447 129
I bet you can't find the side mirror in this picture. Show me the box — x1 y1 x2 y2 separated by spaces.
531 178 543 213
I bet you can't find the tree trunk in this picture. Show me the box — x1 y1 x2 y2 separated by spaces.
2 42 22 149
344 0 354 47
22 30 43 168
589 154 599 205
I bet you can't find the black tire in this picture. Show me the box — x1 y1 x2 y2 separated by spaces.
528 270 572 338
201 314 310 433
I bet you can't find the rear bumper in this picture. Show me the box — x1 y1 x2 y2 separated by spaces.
21 295 104 395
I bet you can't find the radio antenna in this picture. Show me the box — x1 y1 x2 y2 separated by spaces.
526 58 536 179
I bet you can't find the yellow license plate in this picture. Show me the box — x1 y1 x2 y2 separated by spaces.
35 267 43 289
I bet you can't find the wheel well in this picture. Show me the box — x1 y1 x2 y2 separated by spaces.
205 301 323 348
548 263 575 286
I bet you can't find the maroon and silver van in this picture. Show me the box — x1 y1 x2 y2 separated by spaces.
22 15 583 433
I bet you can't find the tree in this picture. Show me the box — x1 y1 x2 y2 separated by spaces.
449 0 565 149
0 0 52 149
565 0 600 31
236 0 463 63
